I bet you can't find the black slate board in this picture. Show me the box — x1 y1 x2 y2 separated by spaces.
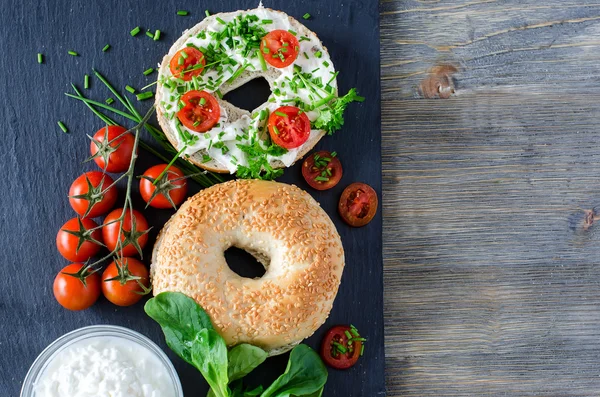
0 1 383 396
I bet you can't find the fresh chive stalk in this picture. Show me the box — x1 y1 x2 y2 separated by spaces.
84 74 89 89
68 50 78 56
177 10 189 16
125 85 136 93
37 53 43 64
143 68 154 76
136 92 154 101
145 30 154 39
57 121 68 133
153 30 161 41
102 44 110 52
303 13 311 20
130 26 140 36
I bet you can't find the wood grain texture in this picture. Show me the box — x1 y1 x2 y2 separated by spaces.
381 1 600 395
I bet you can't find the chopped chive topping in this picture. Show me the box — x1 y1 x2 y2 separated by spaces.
261 19 273 24
37 53 43 64
215 89 222 99
314 50 322 58
275 111 287 117
360 345 365 356
273 126 280 135
130 26 140 36
136 91 154 101
84 74 89 89
177 10 189 16
143 68 154 76
315 176 329 182
258 50 267 71
57 121 68 133
299 36 310 42
205 10 211 17
199 97 207 106
125 85 136 93
331 151 337 157
153 30 161 41
288 29 297 36
259 109 267 120
102 44 110 52
145 30 154 38
180 50 188 59
303 13 311 20
345 330 352 339
68 50 78 56
303 52 309 60
216 16 226 25
105 98 114 105
323 61 330 67
202 154 211 163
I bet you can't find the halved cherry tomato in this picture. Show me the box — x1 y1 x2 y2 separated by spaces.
102 208 149 257
177 90 220 132
139 164 188 209
338 183 378 227
56 217 103 262
102 257 149 307
69 171 118 218
302 151 343 190
89 125 135 173
320 325 365 370
169 47 206 81
53 263 101 311
260 30 300 68
268 106 310 149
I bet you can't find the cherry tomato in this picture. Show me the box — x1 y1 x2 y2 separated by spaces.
177 90 220 132
53 263 101 311
169 47 206 81
69 171 118 218
268 106 310 149
260 30 300 68
89 125 135 173
102 257 149 307
338 183 378 227
139 164 188 209
320 325 365 370
102 208 149 257
56 217 103 262
302 151 343 190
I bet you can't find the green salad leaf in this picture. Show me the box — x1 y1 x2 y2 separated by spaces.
145 292 328 397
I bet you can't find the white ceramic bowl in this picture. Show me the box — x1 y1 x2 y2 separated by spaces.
20 325 183 397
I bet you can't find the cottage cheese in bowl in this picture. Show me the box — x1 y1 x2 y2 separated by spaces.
21 325 183 397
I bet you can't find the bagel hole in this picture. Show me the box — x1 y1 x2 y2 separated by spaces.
224 246 267 279
222 77 271 112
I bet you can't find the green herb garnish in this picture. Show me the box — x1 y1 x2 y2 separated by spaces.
68 50 78 56
37 53 43 64
102 44 110 52
303 13 311 20
177 10 189 16
130 26 140 36
57 121 68 133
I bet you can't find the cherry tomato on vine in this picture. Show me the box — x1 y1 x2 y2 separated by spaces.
68 171 118 218
139 164 188 209
102 257 150 307
89 125 136 173
56 217 103 262
53 263 101 311
102 208 150 257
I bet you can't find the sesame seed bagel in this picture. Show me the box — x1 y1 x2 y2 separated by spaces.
150 179 345 355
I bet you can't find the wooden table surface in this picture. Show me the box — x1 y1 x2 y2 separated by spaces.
381 1 600 395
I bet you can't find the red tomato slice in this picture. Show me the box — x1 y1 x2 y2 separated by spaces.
320 325 364 370
268 106 311 149
89 125 135 173
260 30 300 68
177 90 220 132
338 183 378 227
169 48 206 81
302 151 343 190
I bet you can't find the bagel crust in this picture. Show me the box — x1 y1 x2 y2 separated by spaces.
151 180 345 355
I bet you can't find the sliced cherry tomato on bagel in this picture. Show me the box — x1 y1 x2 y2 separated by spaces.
102 257 149 307
102 208 150 257
89 125 135 173
260 30 300 68
169 47 206 81
302 151 343 190
268 106 310 149
338 183 378 227
320 325 366 370
53 263 101 311
56 217 103 262
139 164 188 209
69 171 118 218
177 90 220 132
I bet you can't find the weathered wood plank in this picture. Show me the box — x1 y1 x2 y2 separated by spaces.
381 1 600 395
